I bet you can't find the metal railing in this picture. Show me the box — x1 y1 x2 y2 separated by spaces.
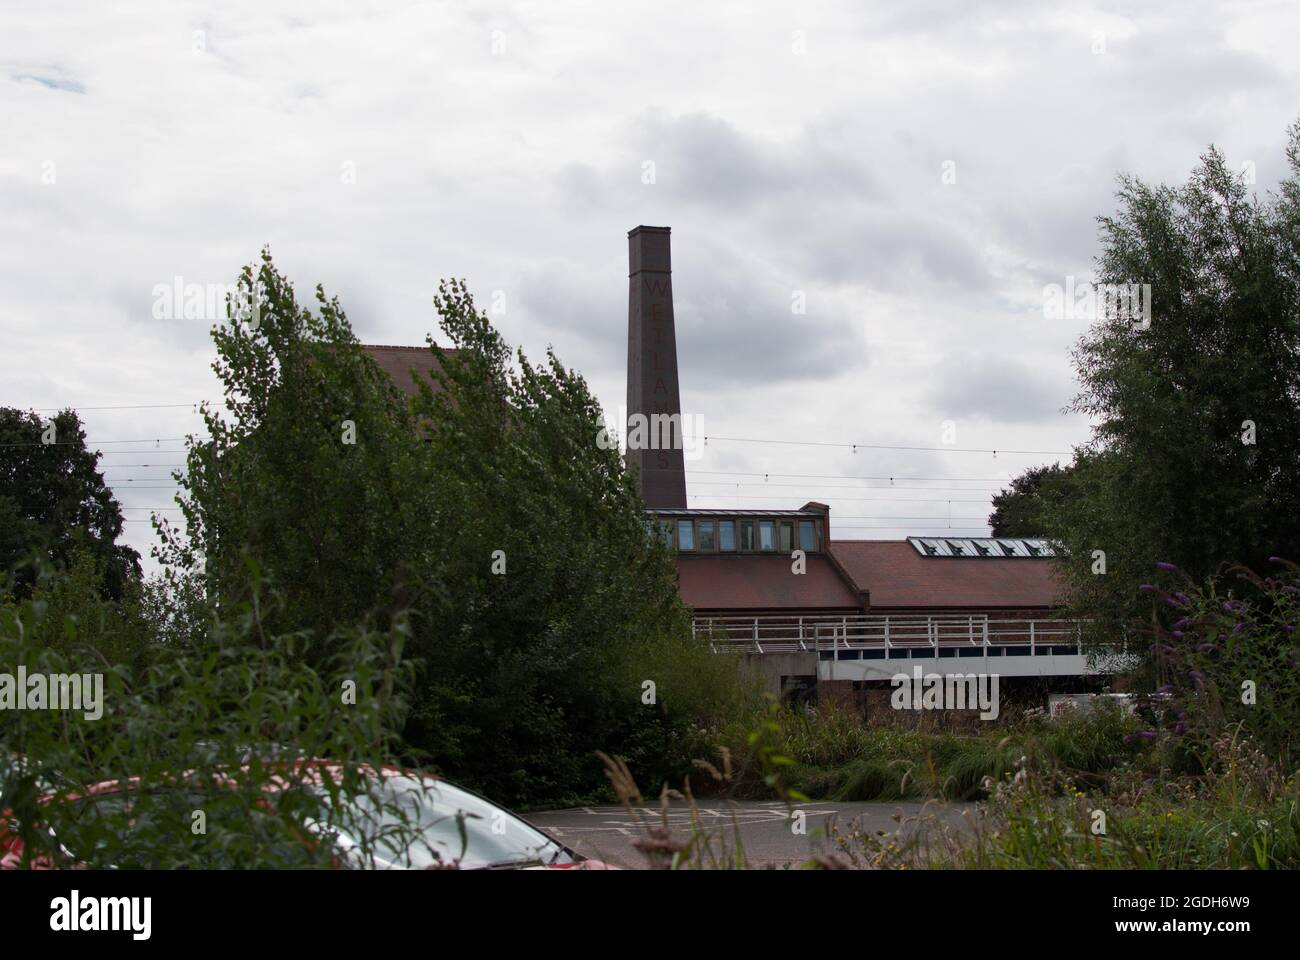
694 613 1092 657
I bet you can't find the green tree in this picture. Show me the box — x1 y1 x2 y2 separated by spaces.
408 279 744 805
166 254 748 807
1045 122 1300 636
0 408 139 601
156 252 430 645
988 463 1071 537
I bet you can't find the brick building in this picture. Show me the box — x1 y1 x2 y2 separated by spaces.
364 227 1081 699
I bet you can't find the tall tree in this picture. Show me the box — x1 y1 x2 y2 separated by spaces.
156 252 429 641
1049 122 1300 633
988 463 1071 537
0 408 140 600
165 253 743 807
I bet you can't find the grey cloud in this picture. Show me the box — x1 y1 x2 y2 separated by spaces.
513 241 864 391
554 111 880 215
927 351 1070 425
637 111 880 211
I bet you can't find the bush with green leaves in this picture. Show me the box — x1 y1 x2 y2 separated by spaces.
1133 558 1300 767
1 565 426 869
716 699 1142 803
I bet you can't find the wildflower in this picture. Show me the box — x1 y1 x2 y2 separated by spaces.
1196 643 1219 653
1233 623 1246 635
1172 617 1191 630
1155 561 1179 572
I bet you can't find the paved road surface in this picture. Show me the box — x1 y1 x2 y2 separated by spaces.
527 800 974 868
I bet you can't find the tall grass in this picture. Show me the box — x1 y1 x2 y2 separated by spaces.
719 700 1142 802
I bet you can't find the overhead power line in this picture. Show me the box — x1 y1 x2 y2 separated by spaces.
690 469 1017 483
0 437 209 449
688 479 998 494
701 435 1073 456
688 492 994 503
19 403 206 412
687 489 989 503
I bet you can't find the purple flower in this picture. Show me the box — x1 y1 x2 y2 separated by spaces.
1174 592 1190 605
1189 670 1205 690
1233 623 1246 635
1196 643 1219 653
1155 561 1179 572
1125 731 1159 744
1173 617 1192 630
1150 643 1177 656
1155 684 1173 695
1172 630 1185 639
1283 624 1295 634
1165 597 1182 609
1139 584 1156 593
1172 721 1186 735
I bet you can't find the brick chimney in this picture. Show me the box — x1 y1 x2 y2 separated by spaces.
626 225 688 508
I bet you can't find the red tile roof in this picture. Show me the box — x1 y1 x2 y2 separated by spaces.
674 555 864 612
362 344 454 397
830 540 1062 609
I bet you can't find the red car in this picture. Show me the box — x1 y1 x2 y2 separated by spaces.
1 760 609 870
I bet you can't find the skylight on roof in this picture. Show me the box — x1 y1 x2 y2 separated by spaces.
907 537 1055 558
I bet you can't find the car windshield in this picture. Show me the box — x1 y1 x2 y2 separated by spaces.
317 774 572 870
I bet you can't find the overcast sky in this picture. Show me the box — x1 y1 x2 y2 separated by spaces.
3 1 1298 567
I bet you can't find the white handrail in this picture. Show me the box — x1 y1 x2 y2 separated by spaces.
696 614 1090 656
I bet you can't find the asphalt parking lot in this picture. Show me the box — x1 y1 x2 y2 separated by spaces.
527 800 974 868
